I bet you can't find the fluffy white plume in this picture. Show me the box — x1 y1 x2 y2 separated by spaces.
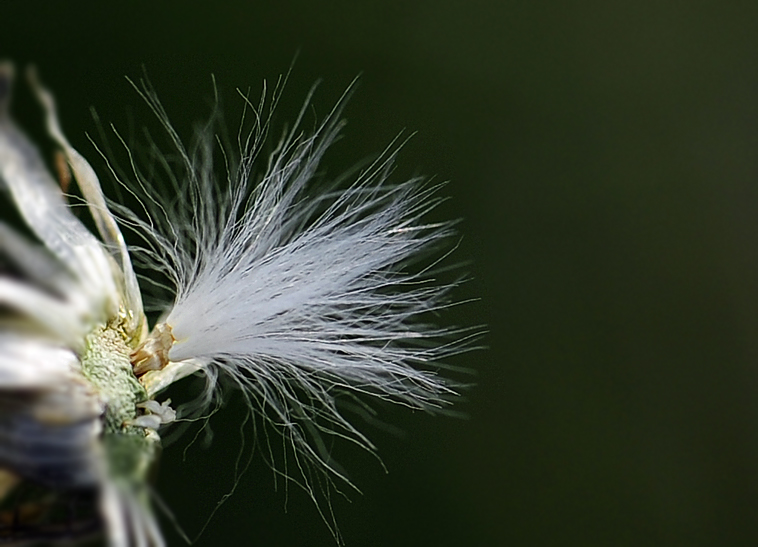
107 76 472 511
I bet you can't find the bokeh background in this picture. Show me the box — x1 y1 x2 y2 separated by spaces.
5 1 758 545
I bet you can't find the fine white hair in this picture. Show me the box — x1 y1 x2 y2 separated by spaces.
104 74 474 530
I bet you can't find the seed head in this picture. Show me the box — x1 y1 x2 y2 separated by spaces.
0 63 476 545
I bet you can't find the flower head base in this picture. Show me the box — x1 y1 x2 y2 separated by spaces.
0 63 474 545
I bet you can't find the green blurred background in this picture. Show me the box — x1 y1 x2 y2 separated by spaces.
5 1 758 545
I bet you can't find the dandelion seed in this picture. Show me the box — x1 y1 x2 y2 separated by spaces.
0 62 475 546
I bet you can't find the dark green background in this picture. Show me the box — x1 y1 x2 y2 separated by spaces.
4 1 758 545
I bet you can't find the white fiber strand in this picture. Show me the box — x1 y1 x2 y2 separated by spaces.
109 78 469 500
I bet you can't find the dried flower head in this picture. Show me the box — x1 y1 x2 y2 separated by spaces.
0 62 474 546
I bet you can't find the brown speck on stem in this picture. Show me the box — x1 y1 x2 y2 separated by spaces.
54 150 71 194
